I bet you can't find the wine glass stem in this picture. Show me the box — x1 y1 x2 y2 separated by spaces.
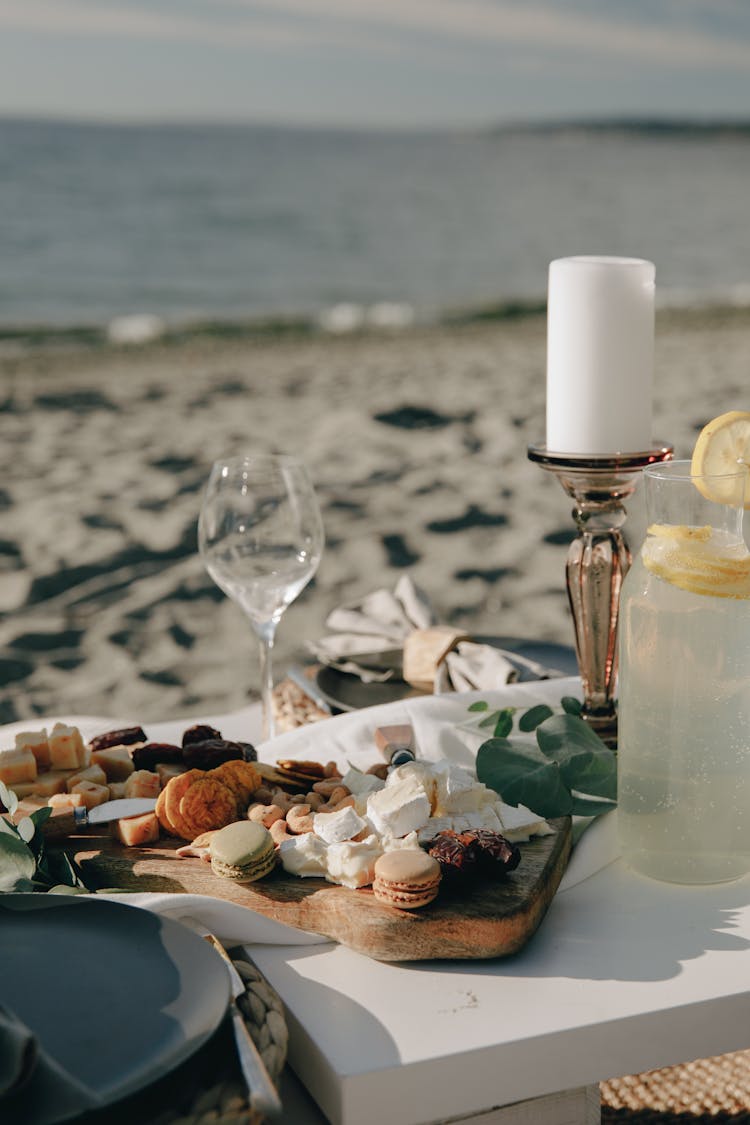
258 626 277 741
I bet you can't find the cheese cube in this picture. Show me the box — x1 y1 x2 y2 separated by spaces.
155 762 186 785
48 724 88 770
111 811 160 847
70 780 110 810
91 747 134 782
48 791 85 810
15 729 50 772
11 770 71 799
0 749 38 787
66 764 107 792
124 770 161 799
108 782 128 801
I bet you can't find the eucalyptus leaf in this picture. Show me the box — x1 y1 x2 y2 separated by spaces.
536 715 617 800
16 817 35 844
3 789 18 817
468 701 489 712
30 806 53 830
476 738 573 817
478 709 502 729
561 696 583 716
493 708 515 738
0 817 18 839
0 833 36 891
518 704 554 732
0 780 12 808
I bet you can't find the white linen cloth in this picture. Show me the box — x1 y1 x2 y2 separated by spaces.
310 575 534 688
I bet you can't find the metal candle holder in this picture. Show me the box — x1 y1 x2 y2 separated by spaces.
528 442 674 747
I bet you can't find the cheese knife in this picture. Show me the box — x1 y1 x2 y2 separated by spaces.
39 797 157 841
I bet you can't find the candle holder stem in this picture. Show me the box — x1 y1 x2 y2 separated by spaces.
528 444 673 747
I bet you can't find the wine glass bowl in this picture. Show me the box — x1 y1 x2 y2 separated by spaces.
198 453 324 739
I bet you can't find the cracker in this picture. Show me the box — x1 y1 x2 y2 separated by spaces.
180 777 238 837
155 787 178 837
209 760 261 808
164 769 205 840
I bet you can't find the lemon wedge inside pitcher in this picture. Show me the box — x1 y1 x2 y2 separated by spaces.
691 410 750 508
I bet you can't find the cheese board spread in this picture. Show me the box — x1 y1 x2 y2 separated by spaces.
2 717 573 961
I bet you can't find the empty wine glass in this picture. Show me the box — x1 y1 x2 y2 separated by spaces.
198 453 324 740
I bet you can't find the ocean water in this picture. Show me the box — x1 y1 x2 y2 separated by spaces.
2 117 750 332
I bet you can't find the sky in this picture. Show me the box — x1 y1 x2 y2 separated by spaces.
0 0 749 129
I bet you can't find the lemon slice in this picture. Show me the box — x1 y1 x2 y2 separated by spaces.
691 410 750 507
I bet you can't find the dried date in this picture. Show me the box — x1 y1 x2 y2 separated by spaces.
182 738 246 770
131 742 184 771
182 724 222 747
89 726 147 750
427 831 479 879
462 829 521 876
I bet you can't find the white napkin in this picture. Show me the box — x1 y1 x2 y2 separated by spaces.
0 1006 36 1097
311 576 519 689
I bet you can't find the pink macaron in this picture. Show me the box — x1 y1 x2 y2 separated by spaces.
372 850 442 910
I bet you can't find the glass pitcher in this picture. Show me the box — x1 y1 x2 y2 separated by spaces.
617 460 750 884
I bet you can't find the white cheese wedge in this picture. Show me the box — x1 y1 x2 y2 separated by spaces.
278 833 328 878
313 805 366 845
108 782 128 801
382 830 421 852
0 749 37 786
15 730 50 772
340 767 385 797
66 764 107 792
496 801 553 841
366 774 431 839
385 761 438 808
325 835 383 889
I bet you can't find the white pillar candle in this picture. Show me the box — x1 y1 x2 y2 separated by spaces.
546 256 655 454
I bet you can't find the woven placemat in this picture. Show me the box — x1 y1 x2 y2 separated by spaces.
601 1049 750 1122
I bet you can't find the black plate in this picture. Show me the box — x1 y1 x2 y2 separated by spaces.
315 636 578 713
0 895 230 1124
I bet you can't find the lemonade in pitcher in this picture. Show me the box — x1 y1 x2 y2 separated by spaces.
618 412 750 884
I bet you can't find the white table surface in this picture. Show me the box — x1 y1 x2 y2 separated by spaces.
5 684 750 1125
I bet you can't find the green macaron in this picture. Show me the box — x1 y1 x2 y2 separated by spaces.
209 821 276 883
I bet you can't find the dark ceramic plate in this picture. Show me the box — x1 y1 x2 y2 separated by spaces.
0 895 230 1124
315 636 578 713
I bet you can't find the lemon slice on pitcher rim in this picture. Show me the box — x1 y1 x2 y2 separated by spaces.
691 410 750 508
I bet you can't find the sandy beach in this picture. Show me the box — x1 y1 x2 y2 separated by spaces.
2 306 749 726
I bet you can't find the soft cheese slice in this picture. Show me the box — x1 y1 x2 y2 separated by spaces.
313 805 367 845
367 774 431 838
48 791 85 811
15 730 50 772
0 749 37 787
432 761 494 815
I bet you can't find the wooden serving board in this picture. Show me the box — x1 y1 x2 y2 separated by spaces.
62 818 571 962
